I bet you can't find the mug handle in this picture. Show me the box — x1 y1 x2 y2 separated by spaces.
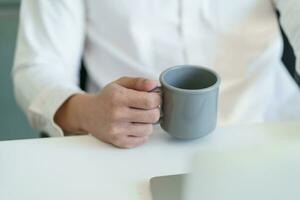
149 86 163 124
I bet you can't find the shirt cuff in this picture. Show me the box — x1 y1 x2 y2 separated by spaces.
27 85 84 137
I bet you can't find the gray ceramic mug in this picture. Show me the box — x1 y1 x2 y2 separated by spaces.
155 65 221 140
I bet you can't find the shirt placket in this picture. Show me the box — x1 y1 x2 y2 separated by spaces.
180 0 218 68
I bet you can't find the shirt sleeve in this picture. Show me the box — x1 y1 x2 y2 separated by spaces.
12 0 86 137
272 0 300 80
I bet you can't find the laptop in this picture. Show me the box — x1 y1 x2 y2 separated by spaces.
150 145 300 200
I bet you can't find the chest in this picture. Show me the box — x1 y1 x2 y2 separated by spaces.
85 0 275 34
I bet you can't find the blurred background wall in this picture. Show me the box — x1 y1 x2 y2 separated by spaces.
0 0 39 140
0 2 297 141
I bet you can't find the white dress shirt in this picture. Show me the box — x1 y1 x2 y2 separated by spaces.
13 0 300 137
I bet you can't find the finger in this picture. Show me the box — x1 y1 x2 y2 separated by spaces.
125 108 160 123
124 89 161 109
116 77 159 92
127 123 153 137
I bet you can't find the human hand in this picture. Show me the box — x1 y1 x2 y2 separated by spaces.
55 77 161 148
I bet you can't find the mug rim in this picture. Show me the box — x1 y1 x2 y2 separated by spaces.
159 65 221 94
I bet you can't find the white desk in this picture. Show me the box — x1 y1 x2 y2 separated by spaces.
0 122 300 200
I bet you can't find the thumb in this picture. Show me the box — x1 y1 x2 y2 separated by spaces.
116 77 159 92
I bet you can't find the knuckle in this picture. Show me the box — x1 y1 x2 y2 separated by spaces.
144 94 161 109
110 107 123 121
111 136 129 149
150 109 160 122
108 124 120 136
117 76 129 83
109 90 120 103
107 82 119 91
144 98 156 109
109 87 127 107
155 94 162 106
154 109 161 121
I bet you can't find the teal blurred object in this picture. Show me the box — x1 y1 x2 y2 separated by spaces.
0 2 39 140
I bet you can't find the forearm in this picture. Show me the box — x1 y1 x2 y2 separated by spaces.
54 93 93 135
13 0 85 136
13 65 83 136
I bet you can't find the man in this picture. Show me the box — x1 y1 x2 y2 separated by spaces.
13 0 300 148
